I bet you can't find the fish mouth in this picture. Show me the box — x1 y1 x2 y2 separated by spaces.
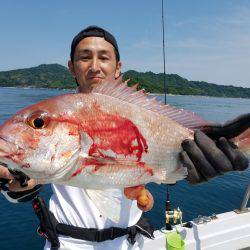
0 136 81 184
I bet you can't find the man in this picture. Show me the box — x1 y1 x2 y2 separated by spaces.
0 26 248 249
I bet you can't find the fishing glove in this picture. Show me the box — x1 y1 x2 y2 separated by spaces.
180 113 250 184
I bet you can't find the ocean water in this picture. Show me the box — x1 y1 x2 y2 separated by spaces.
0 87 249 250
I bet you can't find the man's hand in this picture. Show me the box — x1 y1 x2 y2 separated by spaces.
124 186 154 212
0 164 42 202
8 178 37 192
0 165 14 182
0 164 37 191
180 114 249 184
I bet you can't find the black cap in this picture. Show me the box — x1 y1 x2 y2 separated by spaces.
70 25 120 62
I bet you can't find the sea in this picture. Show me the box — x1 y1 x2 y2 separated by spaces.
0 87 249 250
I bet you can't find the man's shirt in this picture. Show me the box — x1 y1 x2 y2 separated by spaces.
44 184 143 250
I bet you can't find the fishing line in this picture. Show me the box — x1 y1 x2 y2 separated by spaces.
161 0 167 105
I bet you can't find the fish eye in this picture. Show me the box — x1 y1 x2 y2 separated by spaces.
33 118 44 128
27 111 50 129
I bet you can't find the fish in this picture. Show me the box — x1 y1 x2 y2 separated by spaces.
0 77 249 222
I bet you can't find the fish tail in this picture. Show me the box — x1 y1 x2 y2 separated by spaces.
220 113 250 156
202 113 250 157
235 128 250 156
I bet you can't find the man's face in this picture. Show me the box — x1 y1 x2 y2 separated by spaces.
68 37 121 92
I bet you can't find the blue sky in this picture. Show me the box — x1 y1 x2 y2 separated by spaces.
1 0 250 87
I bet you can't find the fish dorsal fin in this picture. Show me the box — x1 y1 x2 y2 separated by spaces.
92 76 208 129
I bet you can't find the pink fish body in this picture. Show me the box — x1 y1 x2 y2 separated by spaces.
0 79 249 221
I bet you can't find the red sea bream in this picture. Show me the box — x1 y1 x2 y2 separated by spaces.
0 78 249 221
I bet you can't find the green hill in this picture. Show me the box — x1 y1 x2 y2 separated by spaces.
0 64 250 98
123 70 250 98
0 64 74 88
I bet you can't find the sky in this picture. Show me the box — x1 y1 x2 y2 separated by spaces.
1 0 250 87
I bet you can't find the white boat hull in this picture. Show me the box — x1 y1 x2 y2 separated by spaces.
143 209 250 250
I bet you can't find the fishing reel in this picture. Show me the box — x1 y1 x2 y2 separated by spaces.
165 207 183 230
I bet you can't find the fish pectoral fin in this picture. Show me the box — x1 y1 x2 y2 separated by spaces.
81 156 154 176
85 189 122 223
162 164 188 184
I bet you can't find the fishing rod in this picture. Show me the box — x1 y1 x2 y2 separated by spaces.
161 0 183 231
161 0 171 229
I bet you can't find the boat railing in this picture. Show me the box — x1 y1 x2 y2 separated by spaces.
235 181 250 214
240 181 250 211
